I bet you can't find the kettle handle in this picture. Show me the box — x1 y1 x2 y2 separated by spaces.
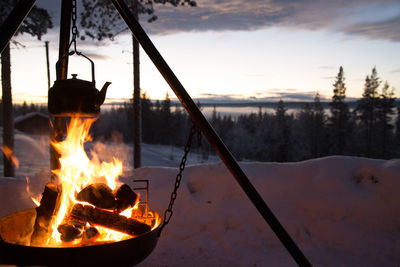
56 50 96 85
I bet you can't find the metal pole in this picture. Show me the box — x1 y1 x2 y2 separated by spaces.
50 0 73 174
45 41 51 90
111 0 311 266
0 0 36 54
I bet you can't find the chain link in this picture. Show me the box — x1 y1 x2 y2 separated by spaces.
159 121 197 235
70 0 79 53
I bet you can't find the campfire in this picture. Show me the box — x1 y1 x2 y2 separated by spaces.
0 117 161 265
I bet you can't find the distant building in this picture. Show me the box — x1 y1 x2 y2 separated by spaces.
14 112 51 135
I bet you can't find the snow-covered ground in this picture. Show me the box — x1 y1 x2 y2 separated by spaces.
0 130 219 180
0 132 399 266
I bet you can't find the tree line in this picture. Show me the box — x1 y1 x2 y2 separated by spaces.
2 66 399 162
91 66 399 161
207 66 399 161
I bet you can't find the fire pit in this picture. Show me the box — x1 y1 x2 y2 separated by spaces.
0 208 161 266
0 117 161 266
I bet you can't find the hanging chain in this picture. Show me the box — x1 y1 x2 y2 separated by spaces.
159 120 197 235
70 0 79 54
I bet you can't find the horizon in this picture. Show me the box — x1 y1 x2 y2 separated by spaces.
9 95 386 107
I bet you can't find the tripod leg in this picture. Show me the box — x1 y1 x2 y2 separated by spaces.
111 0 311 266
0 0 37 54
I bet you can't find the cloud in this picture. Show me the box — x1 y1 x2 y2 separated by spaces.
197 93 244 100
342 15 400 41
142 0 293 34
195 90 329 102
31 0 400 42
391 68 400 73
140 0 400 42
260 89 329 102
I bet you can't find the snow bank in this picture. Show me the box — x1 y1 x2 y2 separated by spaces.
125 156 400 266
0 156 399 266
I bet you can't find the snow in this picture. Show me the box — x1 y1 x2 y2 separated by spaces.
0 132 399 266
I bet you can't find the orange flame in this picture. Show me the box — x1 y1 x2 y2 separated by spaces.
2 146 19 168
48 117 125 245
25 177 41 207
36 116 161 247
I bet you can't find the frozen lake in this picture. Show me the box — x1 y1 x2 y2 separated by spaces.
103 101 338 119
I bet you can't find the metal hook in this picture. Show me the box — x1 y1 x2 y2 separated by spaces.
56 42 96 85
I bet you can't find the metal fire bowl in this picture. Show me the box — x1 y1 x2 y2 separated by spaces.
0 208 161 266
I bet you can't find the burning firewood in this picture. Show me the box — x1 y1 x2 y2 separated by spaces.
70 204 151 236
115 184 139 212
30 183 61 246
82 225 100 244
76 183 116 209
57 222 83 242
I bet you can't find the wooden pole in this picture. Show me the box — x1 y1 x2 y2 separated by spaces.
45 41 51 90
133 32 141 168
0 0 36 178
50 0 72 177
0 0 36 54
132 0 141 169
1 44 15 177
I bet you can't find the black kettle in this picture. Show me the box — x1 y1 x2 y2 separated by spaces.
48 57 110 116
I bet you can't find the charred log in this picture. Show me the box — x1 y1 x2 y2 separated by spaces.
57 222 83 242
76 183 116 209
70 204 151 236
30 183 61 246
115 184 139 212
82 225 100 244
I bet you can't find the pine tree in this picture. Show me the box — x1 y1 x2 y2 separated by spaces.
273 100 291 162
255 111 274 161
356 67 381 157
159 93 173 144
376 82 396 158
211 105 218 125
312 92 327 157
396 104 400 156
295 103 314 160
161 92 172 114
328 66 351 155
293 93 326 160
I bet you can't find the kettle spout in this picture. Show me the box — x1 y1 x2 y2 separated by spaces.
95 81 111 107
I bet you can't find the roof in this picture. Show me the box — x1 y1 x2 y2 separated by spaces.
14 112 50 124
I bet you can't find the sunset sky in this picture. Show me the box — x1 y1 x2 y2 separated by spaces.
4 0 400 103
